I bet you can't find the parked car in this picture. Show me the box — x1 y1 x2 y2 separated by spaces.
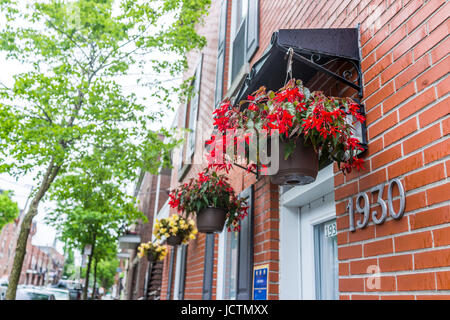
44 287 70 300
15 288 55 300
52 279 82 300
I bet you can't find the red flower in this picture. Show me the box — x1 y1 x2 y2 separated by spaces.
295 102 307 112
213 116 230 132
198 171 210 183
274 87 303 103
354 112 365 123
168 192 180 208
351 157 365 171
205 135 216 145
248 103 258 111
347 137 364 151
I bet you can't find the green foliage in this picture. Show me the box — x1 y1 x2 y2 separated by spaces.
96 257 119 290
62 248 77 279
80 241 118 291
0 190 19 230
0 0 210 183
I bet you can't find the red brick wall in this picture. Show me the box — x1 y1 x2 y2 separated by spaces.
162 0 449 300
334 0 449 300
161 0 223 300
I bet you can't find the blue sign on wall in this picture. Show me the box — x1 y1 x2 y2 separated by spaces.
253 264 269 300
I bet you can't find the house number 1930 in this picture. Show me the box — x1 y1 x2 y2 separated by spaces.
347 178 406 232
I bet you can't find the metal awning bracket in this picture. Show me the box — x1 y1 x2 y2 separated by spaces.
277 43 363 98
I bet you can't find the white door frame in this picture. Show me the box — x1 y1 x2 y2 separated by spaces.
298 192 335 299
279 164 335 300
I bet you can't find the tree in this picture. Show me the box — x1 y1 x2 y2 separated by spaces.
90 239 117 299
96 257 119 293
50 206 142 299
79 239 117 299
47 175 145 300
46 142 150 300
62 247 77 279
0 0 211 299
0 190 19 231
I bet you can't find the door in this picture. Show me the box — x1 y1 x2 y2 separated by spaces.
299 191 338 300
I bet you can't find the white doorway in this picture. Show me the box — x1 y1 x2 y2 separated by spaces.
299 192 337 299
279 164 338 300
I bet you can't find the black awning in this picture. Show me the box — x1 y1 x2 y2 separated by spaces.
234 28 362 105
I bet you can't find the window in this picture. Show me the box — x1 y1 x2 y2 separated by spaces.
222 230 239 299
231 0 247 83
173 244 187 300
178 55 202 180
8 242 12 258
229 0 259 86
314 219 338 300
217 185 254 300
214 0 228 107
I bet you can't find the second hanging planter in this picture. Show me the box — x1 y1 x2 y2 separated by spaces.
196 207 227 233
168 169 249 234
166 235 182 246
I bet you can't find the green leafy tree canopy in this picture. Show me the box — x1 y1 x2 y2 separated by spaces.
0 190 19 230
0 0 211 299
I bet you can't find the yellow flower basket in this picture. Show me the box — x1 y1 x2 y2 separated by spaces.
153 214 198 246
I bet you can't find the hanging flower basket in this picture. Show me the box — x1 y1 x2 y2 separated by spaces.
166 235 182 246
168 169 249 233
206 79 366 185
137 241 168 262
153 214 197 247
196 207 227 233
269 136 318 185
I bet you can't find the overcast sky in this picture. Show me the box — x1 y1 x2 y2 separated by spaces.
0 1 180 258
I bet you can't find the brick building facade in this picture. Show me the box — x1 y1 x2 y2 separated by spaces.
0 221 64 286
157 0 449 300
121 168 171 300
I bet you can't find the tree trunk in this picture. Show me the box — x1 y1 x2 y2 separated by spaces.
5 206 36 300
5 162 60 300
92 259 98 300
82 233 96 300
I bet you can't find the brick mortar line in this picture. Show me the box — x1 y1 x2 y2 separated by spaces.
384 77 448 129
340 265 450 278
253 228 280 237
254 249 279 254
365 78 448 136
345 289 450 295
405 0 447 38
338 166 450 207
339 242 450 263
343 152 449 190
362 46 448 104
360 0 437 60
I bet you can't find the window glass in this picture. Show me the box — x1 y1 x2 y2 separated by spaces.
314 220 338 300
223 230 239 299
233 0 248 37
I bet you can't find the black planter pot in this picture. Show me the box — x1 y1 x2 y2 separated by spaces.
269 137 319 185
147 253 155 263
166 235 182 246
196 207 227 233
